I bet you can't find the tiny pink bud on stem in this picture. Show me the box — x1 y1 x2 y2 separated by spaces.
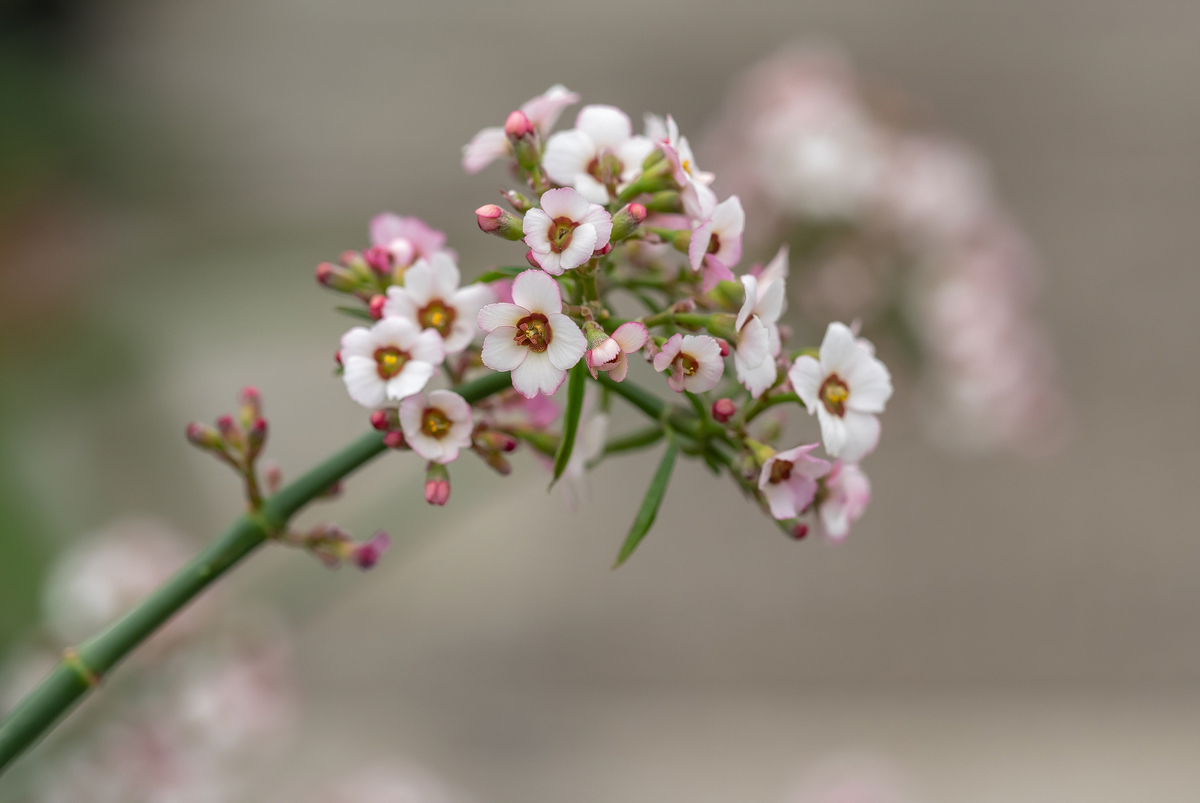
504 110 534 139
216 414 244 451
246 417 267 461
370 408 399 431
368 294 387 320
500 189 534 213
362 245 392 275
791 523 809 540
711 398 736 423
383 430 407 449
352 532 391 569
186 422 223 451
715 338 731 357
475 204 525 241
238 386 262 429
316 262 357 293
262 459 283 494
424 463 451 506
610 202 647 242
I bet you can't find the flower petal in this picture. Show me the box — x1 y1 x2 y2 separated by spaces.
428 389 471 424
617 136 656 182
735 315 771 368
788 356 823 412
425 251 461 298
816 406 849 457
653 334 683 372
542 130 595 187
340 326 375 360
522 208 553 252
409 329 445 365
462 127 510 174
736 350 777 399
372 316 421 349
521 84 579 133
478 302 526 332
539 187 592 221
818 322 860 375
608 351 630 381
573 174 610 204
511 269 563 314
398 394 425 437
382 287 418 321
532 249 564 275
611 321 648 353
401 260 436 306
386 361 435 401
575 105 631 150
688 219 714 272
558 222 597 270
701 256 735 294
837 411 881 463
580 204 614 247
736 275 759 332
481 328 528 371
511 350 566 398
761 480 799 521
342 356 386 408
845 354 894 414
545 312 587 370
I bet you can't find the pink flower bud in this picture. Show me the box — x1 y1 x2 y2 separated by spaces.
424 462 451 506
593 243 613 256
711 398 736 423
216 414 242 447
316 261 356 293
715 338 731 357
362 245 392 275
524 250 540 268
262 459 283 494
368 294 387 320
791 523 809 540
504 110 534 139
610 202 648 242
352 532 391 569
334 350 343 368
672 298 697 314
239 386 262 428
246 417 267 460
500 188 533 213
370 409 397 431
475 204 525 241
186 422 222 451
477 429 518 452
383 430 407 449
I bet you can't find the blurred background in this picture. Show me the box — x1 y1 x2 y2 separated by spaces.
2 0 1200 801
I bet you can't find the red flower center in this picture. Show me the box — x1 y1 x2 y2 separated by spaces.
418 299 456 337
769 459 794 484
819 374 850 416
421 408 452 439
549 217 576 253
374 347 409 379
514 313 552 353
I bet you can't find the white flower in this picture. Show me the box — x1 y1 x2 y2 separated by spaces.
382 252 494 354
757 443 830 520
652 333 725 393
788 322 892 462
399 390 474 464
522 187 613 274
586 321 648 382
817 460 871 540
645 112 715 190
462 84 580 174
688 195 745 292
477 269 587 398
734 245 789 397
340 317 444 408
543 105 657 204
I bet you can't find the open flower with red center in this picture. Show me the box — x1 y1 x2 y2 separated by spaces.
788 321 892 462
382 252 494 354
339 317 445 408
757 443 831 520
462 84 580 174
688 195 746 293
477 269 587 398
368 214 447 271
816 460 871 540
543 105 657 204
652 333 725 393
522 188 613 274
399 390 474 464
586 321 648 381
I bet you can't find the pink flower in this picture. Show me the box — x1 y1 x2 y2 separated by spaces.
789 321 892 462
483 388 560 431
817 460 871 540
381 252 494 354
688 195 745 293
586 322 648 381
652 333 725 393
734 245 789 397
522 188 613 274
645 112 715 191
399 390 474 464
543 105 657 204
757 443 831 520
462 84 580 174
339 317 445 408
369 214 447 269
477 270 587 398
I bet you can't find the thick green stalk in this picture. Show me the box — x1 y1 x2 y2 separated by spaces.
0 370 511 775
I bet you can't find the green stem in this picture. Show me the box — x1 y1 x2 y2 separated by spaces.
741 392 803 425
0 370 512 775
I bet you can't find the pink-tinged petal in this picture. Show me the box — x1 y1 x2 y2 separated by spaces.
539 187 592 221
558 222 597 270
462 127 510 174
665 371 687 393
701 256 735 294
611 321 648 353
736 350 777 399
343 356 386 408
369 213 404 248
845 354 894 414
478 302 526 332
542 130 595 187
685 353 725 393
816 407 849 458
688 219 714 272
760 480 799 520
643 112 668 142
409 329 446 365
397 393 425 436
653 334 683 372
682 334 722 363
590 338 622 366
522 208 553 252
401 260 437 306
511 351 566 398
837 411 881 463
573 174 610 204
788 356 823 412
754 271 786 325
787 475 820 514
340 326 375 360
372 316 422 349
580 204 614 247
382 287 418 322
394 217 446 258
607 352 630 381
736 275 759 332
521 84 579 133
760 244 790 286
774 443 831 481
735 315 771 368
681 181 717 220
532 249 564 275
428 389 471 424
442 319 476 354
575 105 631 150
489 278 513 304
511 269 563 314
386 360 435 401
710 195 745 238
818 322 860 375
481 328 528 371
617 136 656 182
545 312 587 370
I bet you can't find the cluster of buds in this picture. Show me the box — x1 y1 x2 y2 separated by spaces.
303 82 898 563
186 386 270 507
282 524 391 570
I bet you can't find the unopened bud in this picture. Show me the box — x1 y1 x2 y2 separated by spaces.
424 463 451 506
582 320 610 350
262 459 283 494
246 417 268 460
362 246 392 275
715 338 731 358
670 229 692 253
239 386 262 429
186 422 223 451
711 398 736 423
610 203 648 242
475 204 524 241
644 190 682 214
500 188 534 213
352 532 391 569
476 429 518 452
479 448 512 475
368 294 387 320
504 110 534 139
370 408 399 431
524 250 540 268
383 430 407 449
593 243 613 257
316 262 357 293
216 414 243 449
791 523 809 540
671 298 697 314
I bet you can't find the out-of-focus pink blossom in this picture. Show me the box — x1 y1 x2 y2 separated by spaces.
758 443 831 520
369 214 447 268
817 460 871 541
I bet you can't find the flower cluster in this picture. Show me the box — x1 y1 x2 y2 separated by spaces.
703 47 1067 456
310 83 897 552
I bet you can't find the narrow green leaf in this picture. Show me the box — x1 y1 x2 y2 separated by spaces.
472 266 528 284
336 305 374 321
594 373 666 419
551 361 588 486
614 435 679 567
